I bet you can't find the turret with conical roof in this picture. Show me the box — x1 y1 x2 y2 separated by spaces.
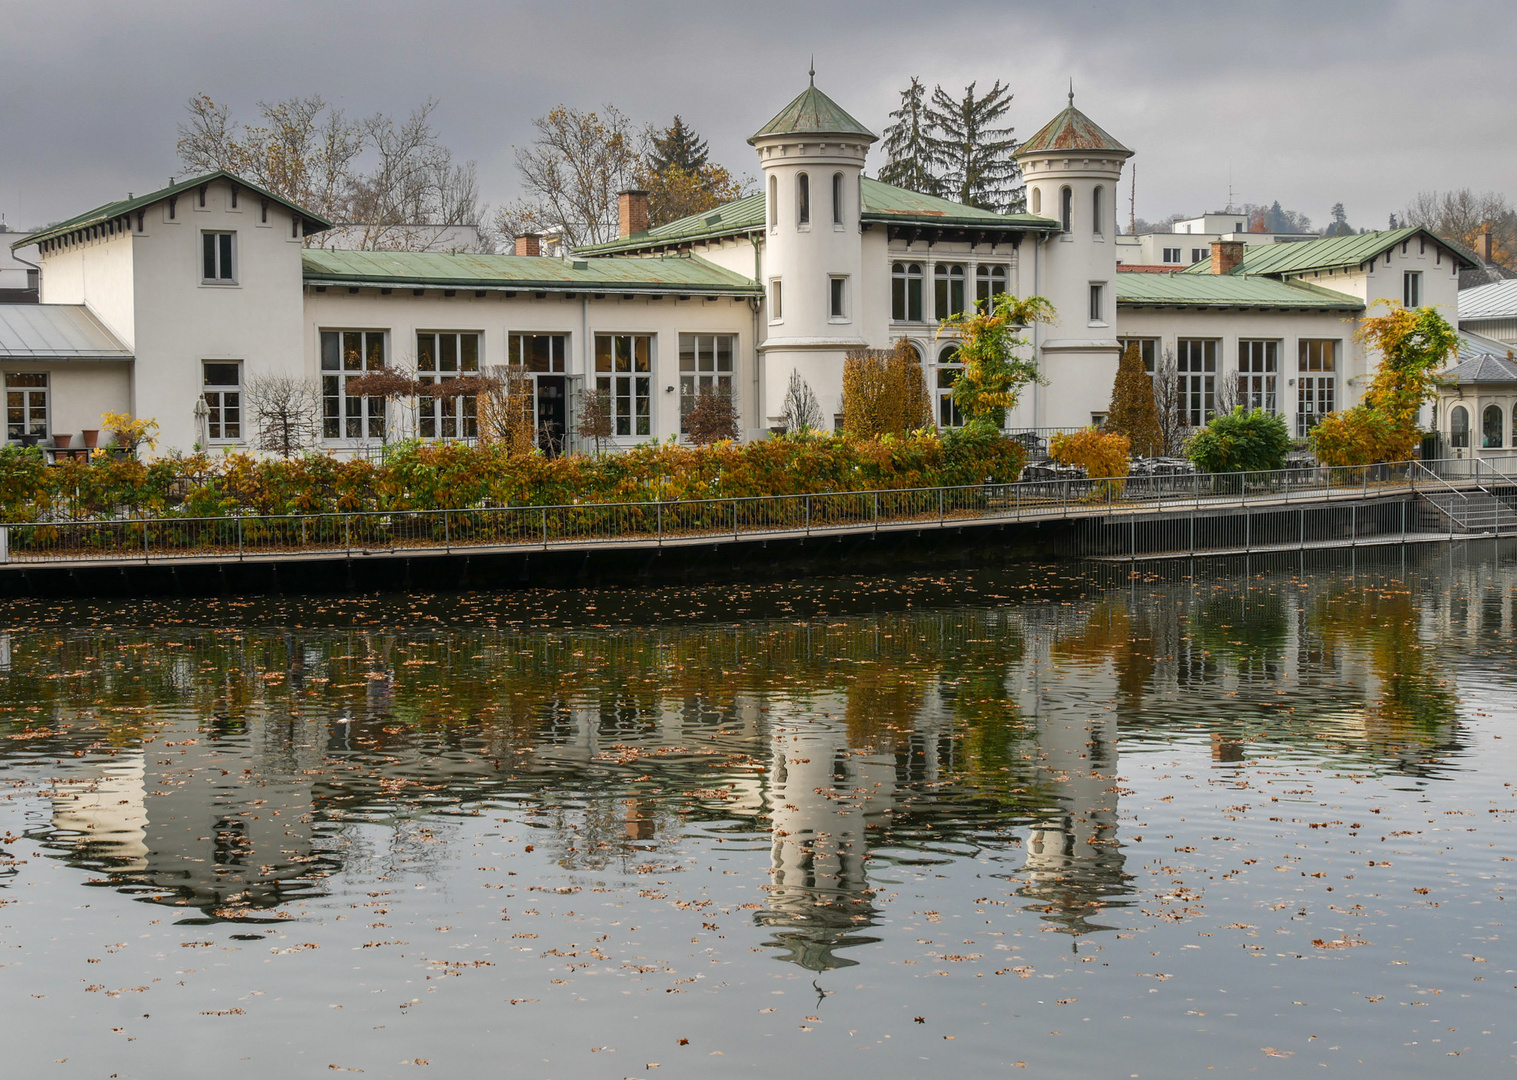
751 69 878 428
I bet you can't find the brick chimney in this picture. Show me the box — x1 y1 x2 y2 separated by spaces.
1210 239 1245 275
618 189 650 239
1479 225 1493 264
514 233 541 257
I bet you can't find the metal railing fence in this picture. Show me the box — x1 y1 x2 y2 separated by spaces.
0 458 1506 567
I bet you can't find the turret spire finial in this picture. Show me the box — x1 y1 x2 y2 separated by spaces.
810 56 815 85
1068 78 1074 107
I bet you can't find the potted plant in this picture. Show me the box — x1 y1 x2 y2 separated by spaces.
100 412 160 458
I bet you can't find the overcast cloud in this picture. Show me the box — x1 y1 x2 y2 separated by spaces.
2 0 1513 234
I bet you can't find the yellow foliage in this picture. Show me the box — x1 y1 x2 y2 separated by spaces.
841 339 931 438
1050 427 1131 497
100 412 159 452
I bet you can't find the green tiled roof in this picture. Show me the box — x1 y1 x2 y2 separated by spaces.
1116 271 1364 310
301 249 762 295
1017 99 1132 157
749 79 876 144
576 177 1058 255
17 170 333 251
1179 227 1475 277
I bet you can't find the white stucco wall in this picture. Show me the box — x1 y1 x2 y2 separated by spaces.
36 230 136 348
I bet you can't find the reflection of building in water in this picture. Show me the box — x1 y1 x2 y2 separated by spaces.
758 694 895 970
48 716 327 915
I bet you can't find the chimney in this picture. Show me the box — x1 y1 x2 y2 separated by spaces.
1210 239 1244 275
514 232 541 257
618 189 649 239
1479 225 1493 264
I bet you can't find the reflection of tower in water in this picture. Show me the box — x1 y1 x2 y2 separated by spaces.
757 696 892 970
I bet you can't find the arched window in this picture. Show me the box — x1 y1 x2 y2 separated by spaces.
768 175 777 228
936 345 963 428
934 263 966 318
892 262 924 322
832 172 844 226
1451 405 1470 448
1060 187 1073 232
1092 186 1104 234
797 173 810 226
1031 188 1041 214
1484 404 1504 448
975 265 1007 313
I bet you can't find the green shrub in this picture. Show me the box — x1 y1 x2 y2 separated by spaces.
1185 407 1291 473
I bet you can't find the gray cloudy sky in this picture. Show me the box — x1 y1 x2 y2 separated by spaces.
3 0 1513 233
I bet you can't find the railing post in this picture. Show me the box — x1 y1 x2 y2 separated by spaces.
734 499 740 541
237 515 244 561
444 510 450 552
345 514 351 557
657 501 663 545
872 491 879 533
0 524 7 565
938 486 944 524
144 517 150 563
805 494 811 537
541 506 549 548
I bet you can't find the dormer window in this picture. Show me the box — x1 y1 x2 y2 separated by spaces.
202 232 235 283
797 173 810 227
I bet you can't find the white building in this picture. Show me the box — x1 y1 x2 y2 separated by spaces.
1 78 1477 458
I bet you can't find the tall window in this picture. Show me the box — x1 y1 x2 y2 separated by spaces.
1404 270 1422 307
832 173 844 226
935 345 963 428
202 361 242 442
934 263 966 319
1237 340 1279 413
1450 405 1470 449
797 173 810 226
975 265 1007 313
507 332 566 372
770 279 783 320
829 276 848 320
1297 339 1338 437
320 330 387 440
1031 188 1041 214
768 175 777 228
202 232 235 282
679 333 736 434
1092 186 1103 234
416 332 480 440
892 262 924 322
1176 338 1217 427
1089 283 1105 322
595 334 652 437
1060 187 1073 232
1484 404 1504 449
4 372 47 440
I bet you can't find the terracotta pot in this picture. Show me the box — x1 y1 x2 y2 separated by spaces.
81 429 99 449
53 433 72 449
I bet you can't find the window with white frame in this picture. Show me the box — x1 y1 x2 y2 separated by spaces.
320 329 387 440
5 372 47 441
1092 186 1104 235
797 173 810 226
1117 337 1158 374
1450 405 1469 448
1297 338 1337 436
829 276 848 320
935 345 963 428
1089 282 1105 323
1060 187 1072 232
1190 248 1207 264
832 172 844 226
679 333 736 433
768 176 777 229
1177 338 1218 427
892 262 924 322
770 279 783 320
1031 188 1041 214
202 361 242 442
975 265 1007 313
1404 270 1422 307
1237 340 1279 413
595 334 652 437
934 263 966 319
202 231 235 282
416 332 480 440
1163 247 1182 263
507 332 566 372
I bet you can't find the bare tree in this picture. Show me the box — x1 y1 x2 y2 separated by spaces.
496 105 640 249
1152 348 1189 456
1401 188 1517 269
246 374 321 458
576 386 613 455
779 369 824 434
477 367 536 454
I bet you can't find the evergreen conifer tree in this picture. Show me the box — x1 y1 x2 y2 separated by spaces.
925 80 1024 213
1105 343 1162 458
877 77 941 198
648 116 709 175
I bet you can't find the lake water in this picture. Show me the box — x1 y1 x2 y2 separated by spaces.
1 549 1514 1078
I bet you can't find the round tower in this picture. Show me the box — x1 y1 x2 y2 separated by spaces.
749 71 877 429
1013 90 1133 429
